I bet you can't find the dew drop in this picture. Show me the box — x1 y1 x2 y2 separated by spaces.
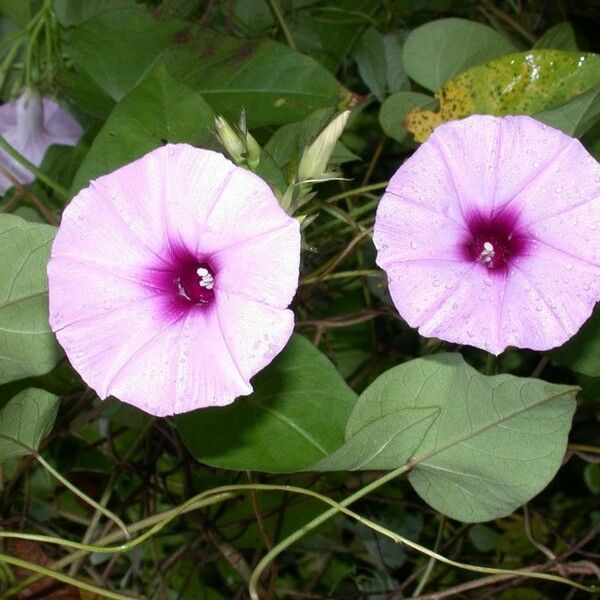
483 278 492 287
410 241 419 249
534 304 543 312
565 263 573 271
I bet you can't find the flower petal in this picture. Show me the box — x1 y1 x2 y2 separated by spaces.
42 98 83 144
512 134 600 241
427 115 584 220
108 308 252 416
53 185 167 270
212 222 301 308
499 246 600 351
385 134 465 224
374 192 467 264
383 257 507 353
215 290 295 385
48 257 164 332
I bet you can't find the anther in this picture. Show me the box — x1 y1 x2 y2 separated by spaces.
480 241 495 266
197 267 214 290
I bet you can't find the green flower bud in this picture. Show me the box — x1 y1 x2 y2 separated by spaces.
297 110 350 183
214 115 246 164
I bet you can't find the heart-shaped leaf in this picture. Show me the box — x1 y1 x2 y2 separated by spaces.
0 388 59 461
0 215 61 384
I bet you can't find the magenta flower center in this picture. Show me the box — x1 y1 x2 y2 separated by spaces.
173 261 215 305
461 209 529 272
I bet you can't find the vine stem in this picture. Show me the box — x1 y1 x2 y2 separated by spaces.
0 553 134 600
267 0 297 49
1 483 595 598
248 465 410 598
324 181 388 204
0 134 68 200
34 453 130 540
412 515 445 596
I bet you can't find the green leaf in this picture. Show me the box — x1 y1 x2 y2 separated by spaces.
55 65 116 119
164 32 349 127
0 215 61 384
468 524 502 553
533 22 577 51
312 353 577 522
379 91 437 143
405 50 600 142
53 0 139 27
0 388 59 461
0 0 31 27
403 354 576 522
71 66 215 194
66 7 350 127
402 18 518 92
550 304 600 377
535 83 600 137
311 406 439 471
65 7 185 101
383 31 410 95
175 335 357 473
354 27 387 101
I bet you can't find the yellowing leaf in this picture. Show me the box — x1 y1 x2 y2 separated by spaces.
405 50 600 142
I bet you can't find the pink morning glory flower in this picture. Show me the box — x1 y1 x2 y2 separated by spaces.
374 114 600 355
48 144 301 416
0 89 82 193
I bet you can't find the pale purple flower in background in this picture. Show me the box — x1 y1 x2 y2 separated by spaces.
374 114 600 355
48 144 301 416
0 88 82 193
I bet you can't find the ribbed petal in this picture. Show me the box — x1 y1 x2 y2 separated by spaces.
212 222 301 308
214 291 295 386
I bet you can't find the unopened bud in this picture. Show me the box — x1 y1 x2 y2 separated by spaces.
245 131 261 170
214 116 245 164
297 110 351 182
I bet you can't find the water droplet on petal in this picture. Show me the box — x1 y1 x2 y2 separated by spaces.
410 241 419 249
565 263 573 271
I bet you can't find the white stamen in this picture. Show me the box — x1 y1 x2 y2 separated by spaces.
480 241 495 267
197 267 214 290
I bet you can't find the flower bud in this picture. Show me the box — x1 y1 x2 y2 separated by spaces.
214 116 246 164
297 110 350 183
245 131 261 170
